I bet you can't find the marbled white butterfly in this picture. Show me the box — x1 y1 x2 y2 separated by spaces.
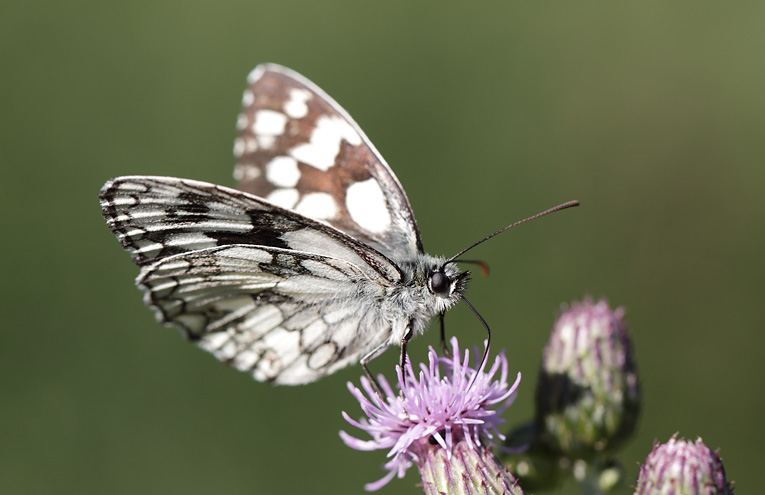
100 64 577 385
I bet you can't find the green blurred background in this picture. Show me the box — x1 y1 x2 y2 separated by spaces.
2 1 763 493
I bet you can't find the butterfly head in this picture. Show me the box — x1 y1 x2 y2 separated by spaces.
412 258 469 318
428 262 468 300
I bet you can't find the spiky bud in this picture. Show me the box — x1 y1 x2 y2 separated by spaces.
534 299 640 457
420 441 524 495
634 436 733 495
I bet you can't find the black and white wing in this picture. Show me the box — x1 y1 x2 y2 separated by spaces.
137 245 398 384
100 175 399 280
233 63 423 259
100 176 404 384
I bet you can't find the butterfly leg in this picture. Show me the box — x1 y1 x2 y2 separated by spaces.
398 323 415 411
399 323 414 370
361 341 389 399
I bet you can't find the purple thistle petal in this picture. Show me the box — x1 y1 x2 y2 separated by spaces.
341 337 521 491
364 467 399 492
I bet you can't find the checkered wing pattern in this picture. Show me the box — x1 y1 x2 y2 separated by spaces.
233 64 423 259
100 176 404 384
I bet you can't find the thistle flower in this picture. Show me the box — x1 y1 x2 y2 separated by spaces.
341 337 524 494
534 298 640 457
634 435 734 495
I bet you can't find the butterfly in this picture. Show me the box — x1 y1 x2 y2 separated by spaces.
100 64 577 386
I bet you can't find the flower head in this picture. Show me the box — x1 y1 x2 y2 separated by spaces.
341 337 522 492
535 298 640 457
634 435 734 495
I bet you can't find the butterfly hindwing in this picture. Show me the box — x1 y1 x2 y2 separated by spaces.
138 244 396 384
233 64 423 259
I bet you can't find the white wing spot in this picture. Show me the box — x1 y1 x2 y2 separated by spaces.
282 310 319 331
216 340 239 360
233 138 245 157
200 332 230 351
134 239 163 258
109 196 139 207
308 342 337 370
211 298 253 314
247 65 266 84
236 114 249 130
254 348 282 380
242 89 254 107
294 192 338 220
234 349 259 371
258 135 276 149
111 181 149 193
123 228 146 238
331 319 363 352
245 137 258 152
156 258 191 272
145 278 179 299
346 178 391 233
289 115 362 171
266 188 299 209
265 156 301 188
233 163 261 181
300 319 329 348
261 328 300 365
175 313 207 334
284 88 311 119
221 246 274 264
166 232 214 249
253 110 288 136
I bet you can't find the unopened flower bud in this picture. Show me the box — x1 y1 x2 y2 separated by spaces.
420 441 524 495
634 435 733 495
534 299 640 457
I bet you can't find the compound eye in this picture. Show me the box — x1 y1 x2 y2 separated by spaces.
430 271 450 295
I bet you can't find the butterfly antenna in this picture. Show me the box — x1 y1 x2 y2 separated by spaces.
460 295 491 390
447 200 580 264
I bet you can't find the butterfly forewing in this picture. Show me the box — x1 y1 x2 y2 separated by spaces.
233 64 423 259
100 176 400 283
